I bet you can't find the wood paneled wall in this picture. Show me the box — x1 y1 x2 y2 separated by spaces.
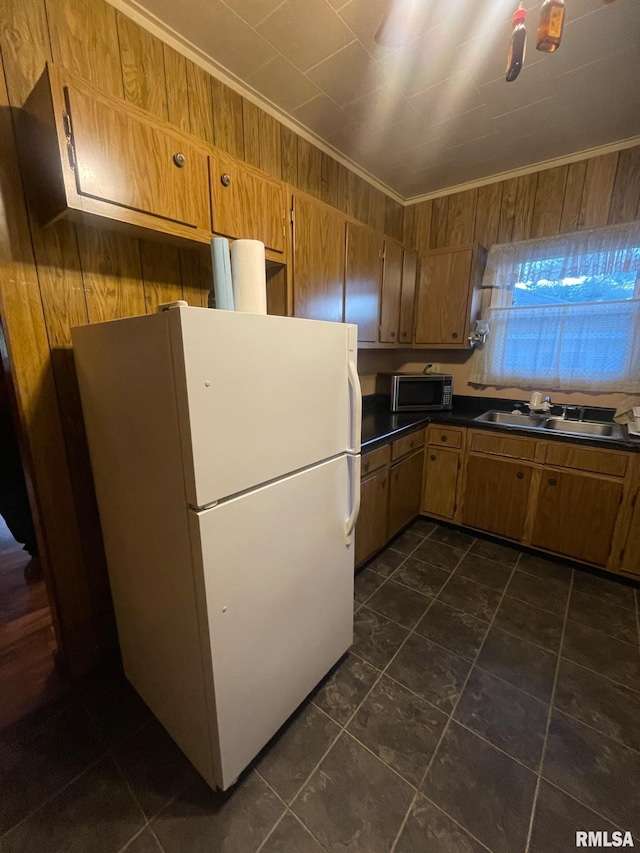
390 145 640 409
404 147 640 252
0 0 404 674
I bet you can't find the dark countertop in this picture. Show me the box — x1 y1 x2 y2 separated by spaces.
361 394 640 453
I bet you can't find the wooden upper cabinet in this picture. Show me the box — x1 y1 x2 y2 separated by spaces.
399 249 418 345
20 63 213 245
414 244 487 347
292 193 345 323
210 153 285 253
345 222 383 342
531 469 623 567
379 238 403 343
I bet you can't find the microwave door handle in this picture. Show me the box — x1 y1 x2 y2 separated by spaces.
345 454 361 545
347 357 362 454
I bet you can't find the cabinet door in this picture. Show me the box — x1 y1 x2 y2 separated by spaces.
66 83 210 229
414 247 473 345
292 194 345 323
345 222 383 342
422 447 459 520
399 249 417 345
388 449 424 538
210 153 285 253
531 470 623 566
355 469 389 567
462 455 533 541
621 490 640 577
379 238 403 343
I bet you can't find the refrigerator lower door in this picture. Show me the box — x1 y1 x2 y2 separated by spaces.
189 455 354 790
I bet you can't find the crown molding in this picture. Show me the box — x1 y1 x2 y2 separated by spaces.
106 0 406 204
403 135 640 206
106 1 640 210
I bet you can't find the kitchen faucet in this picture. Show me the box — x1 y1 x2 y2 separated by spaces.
560 405 586 421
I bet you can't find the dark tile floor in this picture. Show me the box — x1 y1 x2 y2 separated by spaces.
1 519 640 852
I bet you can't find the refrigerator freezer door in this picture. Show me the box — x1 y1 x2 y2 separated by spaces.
189 455 354 790
169 307 359 507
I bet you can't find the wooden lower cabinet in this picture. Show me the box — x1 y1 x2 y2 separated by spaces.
388 449 424 538
422 447 460 520
355 468 389 567
531 469 623 567
620 488 640 577
462 454 533 541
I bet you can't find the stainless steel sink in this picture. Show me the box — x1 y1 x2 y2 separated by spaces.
544 418 625 439
474 411 547 428
473 410 624 441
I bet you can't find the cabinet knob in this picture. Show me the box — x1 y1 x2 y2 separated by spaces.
220 173 231 187
173 152 186 167
441 435 447 442
516 471 524 480
390 331 396 338
430 454 436 461
401 332 407 339
549 478 557 486
363 461 370 472
451 331 458 339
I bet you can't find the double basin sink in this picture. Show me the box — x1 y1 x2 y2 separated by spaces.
474 410 625 441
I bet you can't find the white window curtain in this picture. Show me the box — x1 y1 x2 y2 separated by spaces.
470 222 640 392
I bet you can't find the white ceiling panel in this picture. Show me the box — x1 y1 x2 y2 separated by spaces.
124 0 640 199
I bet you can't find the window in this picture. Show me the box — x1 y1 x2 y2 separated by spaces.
469 221 640 392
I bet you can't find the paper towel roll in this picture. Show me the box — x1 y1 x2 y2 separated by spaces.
210 238 234 311
231 239 267 315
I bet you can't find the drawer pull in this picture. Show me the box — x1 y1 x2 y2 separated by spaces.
430 454 436 461
173 152 186 167
452 332 458 339
220 173 231 187
549 478 557 486
516 471 524 480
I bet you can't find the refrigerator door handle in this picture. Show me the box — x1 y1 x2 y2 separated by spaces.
347 357 362 454
345 454 361 545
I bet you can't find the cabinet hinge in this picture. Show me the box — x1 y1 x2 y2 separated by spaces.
289 208 295 225
62 111 76 170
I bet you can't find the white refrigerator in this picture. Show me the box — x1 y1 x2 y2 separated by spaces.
71 304 361 791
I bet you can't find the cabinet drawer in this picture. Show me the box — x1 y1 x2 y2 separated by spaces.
361 444 391 478
469 430 536 461
542 443 629 478
392 429 425 460
428 427 463 449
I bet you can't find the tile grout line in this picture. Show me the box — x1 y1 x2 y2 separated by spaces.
1 754 107 841
390 552 523 853
523 568 575 853
280 533 479 831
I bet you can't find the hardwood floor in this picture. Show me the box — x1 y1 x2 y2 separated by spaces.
0 515 64 729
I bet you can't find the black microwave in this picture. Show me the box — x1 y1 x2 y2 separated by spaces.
377 373 454 412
